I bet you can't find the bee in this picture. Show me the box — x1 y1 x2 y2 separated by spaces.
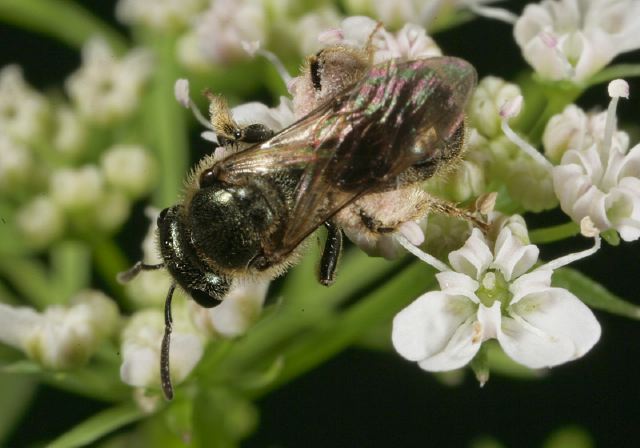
119 44 477 399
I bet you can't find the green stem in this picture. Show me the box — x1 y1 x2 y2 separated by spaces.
51 241 91 300
0 258 57 308
89 237 132 310
253 261 436 396
200 250 406 383
529 221 580 244
0 0 127 52
142 32 189 207
588 64 640 87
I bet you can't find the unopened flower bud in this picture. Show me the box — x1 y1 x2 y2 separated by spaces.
0 135 32 193
468 77 522 139
189 280 269 338
16 196 65 249
93 191 130 232
53 106 87 157
50 166 104 210
101 144 156 198
120 306 203 389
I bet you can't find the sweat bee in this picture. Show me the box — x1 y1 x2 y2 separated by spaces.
119 43 477 399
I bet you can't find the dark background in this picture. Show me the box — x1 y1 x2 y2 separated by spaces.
3 1 640 446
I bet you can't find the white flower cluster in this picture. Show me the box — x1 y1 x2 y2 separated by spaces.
0 290 119 370
549 81 640 241
513 0 640 82
66 38 153 124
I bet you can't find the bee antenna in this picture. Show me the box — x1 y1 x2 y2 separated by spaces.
161 282 176 400
117 261 164 283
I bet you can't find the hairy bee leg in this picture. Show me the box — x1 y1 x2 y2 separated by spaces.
428 197 489 232
161 282 176 400
117 261 164 283
319 220 343 286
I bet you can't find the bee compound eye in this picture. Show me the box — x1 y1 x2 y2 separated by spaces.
199 168 217 188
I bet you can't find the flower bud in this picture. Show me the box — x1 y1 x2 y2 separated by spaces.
505 154 558 212
120 306 203 389
189 280 269 338
0 135 32 193
101 144 156 198
116 0 205 31
93 191 130 233
468 77 522 139
53 105 87 158
16 196 65 249
50 165 104 210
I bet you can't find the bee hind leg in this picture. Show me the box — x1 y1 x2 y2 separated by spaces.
318 220 343 286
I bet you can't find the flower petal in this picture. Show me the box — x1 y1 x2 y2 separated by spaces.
492 228 539 281
417 318 482 371
435 271 480 303
499 288 601 368
392 292 476 362
509 269 553 304
448 228 493 279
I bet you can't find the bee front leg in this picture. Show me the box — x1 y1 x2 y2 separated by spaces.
319 220 343 286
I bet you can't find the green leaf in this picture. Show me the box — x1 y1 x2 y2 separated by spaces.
0 0 127 52
0 374 37 446
47 402 144 448
553 267 640 319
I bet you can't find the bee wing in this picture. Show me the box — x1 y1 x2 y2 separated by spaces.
219 57 477 260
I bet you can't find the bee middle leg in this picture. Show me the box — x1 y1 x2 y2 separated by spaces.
319 220 343 286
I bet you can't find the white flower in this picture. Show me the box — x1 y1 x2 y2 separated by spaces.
553 80 640 241
16 196 65 249
189 280 269 338
0 290 119 370
393 222 601 372
324 16 441 64
50 165 105 210
194 0 267 65
120 307 203 389
101 144 156 198
116 0 205 30
0 65 49 143
514 0 640 82
343 0 500 29
543 105 629 164
294 8 342 56
554 140 640 241
0 134 32 193
66 38 153 124
230 96 295 132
